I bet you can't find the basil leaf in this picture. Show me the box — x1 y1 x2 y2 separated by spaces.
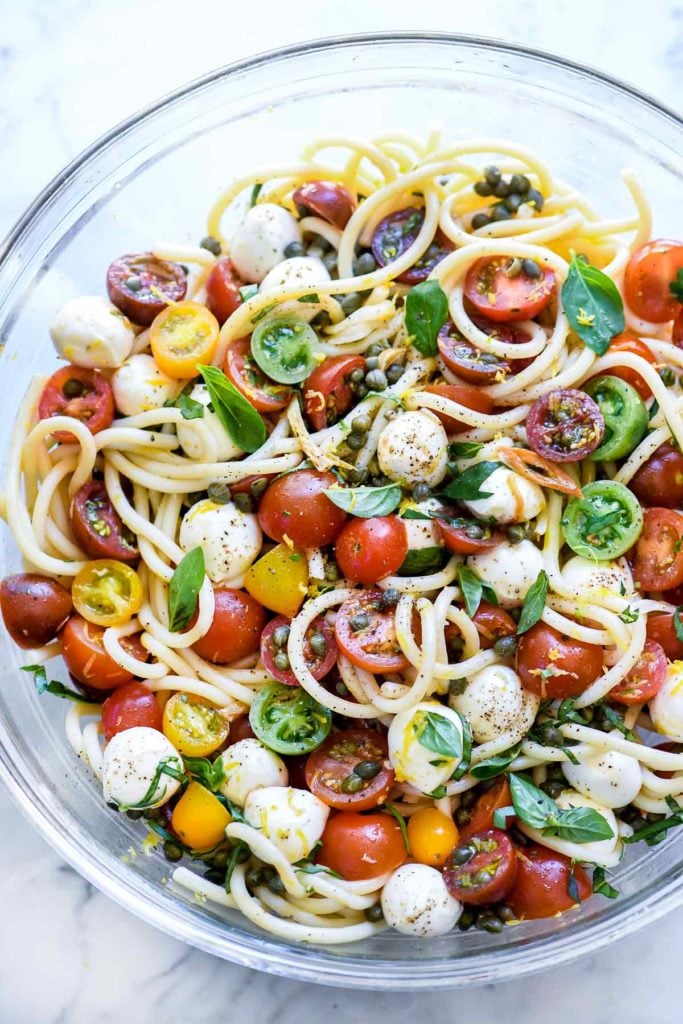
430 786 447 800
493 805 515 829
561 255 625 356
670 268 683 303
456 564 483 617
294 861 342 880
567 861 581 904
557 698 589 726
449 441 484 459
470 742 523 780
674 606 683 642
509 772 556 830
441 461 501 501
21 664 96 704
239 283 258 302
618 605 639 624
197 363 266 453
168 547 205 633
414 710 463 761
450 712 473 782
398 546 449 576
401 508 433 521
250 183 262 207
510 773 615 843
592 865 619 899
177 386 205 421
597 701 638 742
623 801 683 846
325 483 402 518
297 293 320 304
118 755 186 812
384 802 411 854
516 570 548 634
480 580 499 607
224 840 247 893
405 279 449 356
184 755 226 792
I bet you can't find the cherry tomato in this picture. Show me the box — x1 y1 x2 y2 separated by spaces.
500 447 583 499
423 383 494 435
292 180 356 229
646 612 683 661
260 614 337 686
224 337 291 413
229 474 275 500
335 590 409 673
623 239 683 322
316 811 407 881
633 508 683 592
507 843 591 920
38 366 114 444
305 729 394 811
526 388 604 462
407 808 459 867
171 781 232 851
205 257 245 325
72 559 143 628
605 331 657 400
258 469 347 548
191 587 266 664
229 713 256 744
444 827 517 906
437 318 530 384
609 639 667 705
60 615 147 689
150 300 219 379
335 516 408 584
464 256 556 323
517 622 604 698
303 355 365 430
107 253 187 326
371 206 454 285
630 444 683 509
162 691 229 757
674 308 683 346
437 511 503 555
244 543 309 617
70 480 138 564
0 573 73 649
458 778 511 843
101 681 162 741
473 602 517 650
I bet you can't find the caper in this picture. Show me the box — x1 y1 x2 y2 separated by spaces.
504 193 523 213
349 367 365 384
506 523 528 544
365 368 388 391
284 240 306 259
336 680 349 696
509 174 531 195
346 467 368 485
349 612 370 632
491 203 512 222
366 343 384 357
497 904 517 923
484 166 501 187
126 809 144 820
62 377 86 399
200 235 222 256
204 868 224 884
364 355 380 371
267 874 286 895
476 912 503 934
455 807 472 827
274 651 290 671
471 212 492 231
460 788 478 809
659 366 676 386
237 845 251 864
324 561 341 581
323 251 338 274
526 188 544 211
493 179 510 198
313 235 332 253
451 843 476 865
386 363 404 384
346 432 366 451
314 310 332 329
352 414 372 434
212 848 230 869
449 678 468 697
208 481 232 504
261 865 276 882
341 773 364 794
125 275 142 292
472 868 493 886
380 588 400 609
341 292 363 315
474 181 493 197
541 780 565 799
538 722 564 747
246 867 263 889
353 760 382 780
163 840 184 863
493 636 518 659
354 252 377 276
309 631 328 658
355 383 369 398
233 492 253 513
547 763 565 782
365 903 384 922
522 258 542 279
465 523 485 539
412 482 432 502
458 908 478 931
272 624 290 648
250 477 269 500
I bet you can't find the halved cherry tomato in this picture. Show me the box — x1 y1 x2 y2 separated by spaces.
316 811 407 880
444 827 518 906
517 622 604 698
500 447 583 498
171 781 232 851
38 366 114 444
224 337 291 413
260 614 337 686
335 590 409 673
258 469 348 547
101 681 162 741
70 481 138 564
244 543 309 617
436 511 503 555
423 383 494 435
458 777 511 843
303 355 365 430
464 256 556 323
507 843 591 920
624 240 683 322
192 587 267 664
646 612 683 661
0 573 73 649
335 515 408 584
162 691 229 756
407 807 459 867
609 639 667 705
305 729 394 811
107 253 187 326
72 560 143 627
473 602 517 650
437 318 530 384
60 615 148 689
205 257 245 325
630 444 683 509
633 508 683 592
371 206 454 285
293 180 356 229
150 300 219 378
229 713 256 744
604 331 657 399
526 388 604 462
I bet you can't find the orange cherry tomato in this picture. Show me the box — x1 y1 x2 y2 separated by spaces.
623 239 683 322
316 811 407 881
162 692 229 756
150 300 219 378
243 543 309 617
72 560 143 628
171 781 232 851
60 615 147 690
407 807 459 867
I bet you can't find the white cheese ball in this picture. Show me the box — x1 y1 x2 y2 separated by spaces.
450 664 540 744
468 539 544 608
217 738 288 807
259 257 330 322
102 727 182 810
111 354 181 416
179 499 261 583
388 702 464 795
378 411 448 488
563 749 642 809
517 789 621 867
381 864 461 937
402 497 444 551
561 555 634 598
651 661 683 742
243 786 329 862
462 466 545 525
50 295 135 369
176 383 244 462
230 204 302 283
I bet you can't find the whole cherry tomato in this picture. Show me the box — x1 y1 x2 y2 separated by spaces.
293 181 356 229
191 587 267 664
316 811 407 881
630 444 683 509
604 331 657 400
258 469 347 548
516 622 604 698
335 515 408 584
0 573 73 649
646 612 683 661
623 239 683 322
101 682 162 741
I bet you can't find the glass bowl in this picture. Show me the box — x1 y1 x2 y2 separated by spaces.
0 33 682 990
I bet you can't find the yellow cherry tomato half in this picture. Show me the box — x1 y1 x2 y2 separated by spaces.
407 807 459 867
171 781 231 851
162 691 229 757
244 542 309 617
72 559 143 627
150 300 219 379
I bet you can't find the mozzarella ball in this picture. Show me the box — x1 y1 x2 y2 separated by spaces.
179 499 261 583
651 661 683 742
468 540 544 608
378 411 448 488
381 864 461 937
462 466 545 525
562 556 634 598
450 664 539 744
243 786 329 862
517 789 621 867
388 702 464 794
111 354 181 416
176 383 244 461
230 204 302 283
217 738 288 806
563 749 642 808
102 727 182 810
50 295 135 369
402 497 444 551
259 256 330 322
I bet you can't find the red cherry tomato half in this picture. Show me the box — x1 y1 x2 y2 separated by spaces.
260 614 337 686
609 639 667 705
646 612 683 661
507 843 592 920
623 239 683 323
437 318 530 384
472 602 517 650
335 590 409 673
305 729 394 811
633 508 683 592
0 573 73 649
106 253 187 326
38 366 114 444
371 206 454 285
436 510 503 555
458 777 512 844
60 614 148 690
316 811 407 881
224 337 292 414
444 828 518 906
464 256 556 323
70 480 139 564
526 388 604 462
516 622 604 699
605 331 657 400
292 181 357 229
205 257 246 325
303 354 365 431
192 587 267 664
258 468 348 548
423 383 494 435
228 714 256 744
630 444 683 509
101 681 162 741
335 515 408 584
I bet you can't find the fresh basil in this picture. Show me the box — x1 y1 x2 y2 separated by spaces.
168 547 205 633
22 664 96 704
250 183 262 207
509 773 615 843
493 804 515 829
567 861 582 904
430 786 447 800
441 461 502 501
450 712 473 782
449 441 484 459
618 605 639 624
516 570 548 635
400 508 434 522
224 840 248 893
177 384 205 421
197 364 266 453
405 279 449 356
674 607 683 642
592 865 619 899
398 546 450 576
456 564 484 617
623 798 683 846
561 255 625 356
414 710 463 762
297 293 320 304
597 701 637 742
670 268 683 303
325 483 402 518
184 755 226 793
470 742 523 780
384 802 412 854
119 755 186 812
556 698 589 726
239 283 258 303
294 861 342 880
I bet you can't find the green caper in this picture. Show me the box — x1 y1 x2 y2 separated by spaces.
261 865 276 882
200 235 222 256
493 636 518 659
541 780 565 799
365 903 384 922
353 760 382 780
354 252 376 276
355 383 369 398
324 561 341 581
274 651 290 672
365 368 388 391
455 807 472 827
284 240 306 259
547 763 565 782
349 367 365 384
412 482 431 502
451 843 476 865
125 275 142 292
204 867 224 884
491 203 512 222
62 377 86 399
341 292 363 315
272 624 290 648
314 310 332 329
472 868 493 886
267 874 286 895
245 867 264 889
250 477 269 500
380 588 400 609
308 631 328 658
509 174 531 195
126 809 144 821
237 845 251 864
458 908 478 931
336 680 349 696
347 432 366 451
341 774 364 794
465 523 485 539
504 193 523 213
522 258 542 279
476 912 503 934
352 414 372 434
233 491 254 513
659 366 676 386
538 722 564 747
474 181 493 197
493 179 510 199
366 343 384 357
323 251 338 274
484 166 501 187
506 523 528 544
496 904 517 923
386 363 404 384
527 188 544 211
449 678 468 697
349 612 370 632
208 481 232 504
471 212 492 231
163 840 184 863
212 848 230 869
364 355 380 371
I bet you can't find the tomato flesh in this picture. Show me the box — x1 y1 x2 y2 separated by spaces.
464 256 556 322
623 239 683 322
102 682 162 741
609 639 667 705
646 612 683 661
258 469 348 548
162 691 229 757
293 180 356 229
38 366 114 444
630 444 683 509
458 777 511 843
192 587 267 664
335 590 409 673
472 602 517 649
335 515 408 584
224 337 292 413
303 355 365 430
437 318 530 383
260 614 337 686
516 622 604 698
70 480 138 563
633 508 683 592
371 207 453 285
507 843 591 920
444 828 518 906
423 383 494 435
107 253 187 326
305 729 394 811
0 573 73 649
436 511 503 555
316 811 407 880
205 257 245 325
526 389 604 462
60 615 147 690
605 331 656 400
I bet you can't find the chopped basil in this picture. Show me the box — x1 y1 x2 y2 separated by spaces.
294 861 342 880
404 279 449 357
398 546 450 576
456 564 498 617
177 382 205 421
597 701 638 742
561 255 625 356
325 483 402 518
297 293 320 304
197 363 266 453
509 772 615 843
516 570 549 634
623 797 683 846
250 183 262 207
449 712 473 782
168 547 205 633
674 606 683 642
384 802 411 854
118 755 186 812
618 605 639 624
22 664 95 704
470 742 523 780
239 283 259 302
557 698 589 726
493 804 515 829
224 840 248 893
184 755 226 792
441 461 502 501
449 441 484 459
592 865 619 899
670 268 683 303
567 861 582 904
414 710 463 761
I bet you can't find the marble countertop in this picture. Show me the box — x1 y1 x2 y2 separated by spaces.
0 1 681 1021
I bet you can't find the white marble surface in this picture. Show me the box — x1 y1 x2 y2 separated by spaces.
0 1 681 1020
